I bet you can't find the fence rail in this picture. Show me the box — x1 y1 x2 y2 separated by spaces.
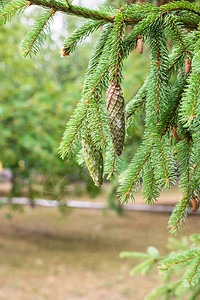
0 197 199 214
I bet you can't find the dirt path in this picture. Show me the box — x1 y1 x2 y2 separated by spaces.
0 207 198 300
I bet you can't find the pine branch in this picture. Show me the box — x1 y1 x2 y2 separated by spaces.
59 67 110 159
145 20 169 134
176 13 200 30
104 143 117 179
162 1 200 18
152 136 176 189
0 0 29 26
164 14 188 55
84 24 112 80
126 77 148 120
118 142 152 202
183 256 200 287
62 20 106 56
21 9 55 57
168 195 191 234
160 75 187 137
160 249 198 271
104 142 124 179
59 24 113 159
122 13 160 58
109 12 124 81
83 24 112 94
27 0 115 23
79 28 113 150
58 100 88 159
123 2 159 20
177 138 193 195
180 70 200 130
142 159 160 204
168 136 194 234
0 0 7 9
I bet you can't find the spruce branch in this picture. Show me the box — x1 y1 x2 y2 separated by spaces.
126 77 148 120
160 76 187 137
25 0 115 23
21 9 55 57
104 142 124 179
142 160 160 204
58 100 88 159
109 12 124 81
59 73 108 159
118 143 152 202
164 14 188 55
65 0 71 8
59 24 113 160
160 250 198 271
122 13 160 58
84 24 112 80
62 20 106 57
0 0 7 9
152 137 176 188
180 71 200 130
145 20 170 135
177 138 193 195
59 52 111 159
168 196 191 234
0 0 29 26
162 1 200 18
184 256 200 287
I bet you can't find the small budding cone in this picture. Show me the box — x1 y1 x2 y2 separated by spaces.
137 35 143 54
185 58 191 74
106 80 125 156
60 48 70 57
172 125 181 141
191 196 198 213
82 131 103 187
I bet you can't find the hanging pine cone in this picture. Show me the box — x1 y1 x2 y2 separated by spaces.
60 47 70 57
82 130 103 187
137 35 143 54
106 80 125 156
172 124 181 141
191 196 198 213
185 58 191 74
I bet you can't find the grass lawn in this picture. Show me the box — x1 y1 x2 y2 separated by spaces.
0 205 199 300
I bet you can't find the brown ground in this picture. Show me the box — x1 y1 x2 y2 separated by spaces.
0 203 199 300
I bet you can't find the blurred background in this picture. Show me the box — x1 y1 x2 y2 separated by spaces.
0 0 200 299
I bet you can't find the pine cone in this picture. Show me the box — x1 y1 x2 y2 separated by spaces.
172 125 181 141
137 35 143 54
185 58 191 74
106 80 125 156
82 130 103 187
191 196 198 213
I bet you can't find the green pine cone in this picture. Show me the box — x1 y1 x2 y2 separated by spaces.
82 130 103 187
106 80 125 156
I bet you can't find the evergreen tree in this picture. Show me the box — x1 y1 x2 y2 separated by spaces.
1 0 200 292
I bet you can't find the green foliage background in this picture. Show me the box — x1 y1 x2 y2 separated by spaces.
0 6 146 197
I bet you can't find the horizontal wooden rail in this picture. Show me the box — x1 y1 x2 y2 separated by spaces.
0 197 199 214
